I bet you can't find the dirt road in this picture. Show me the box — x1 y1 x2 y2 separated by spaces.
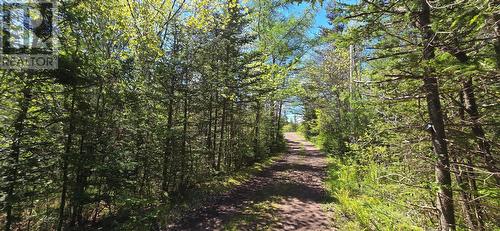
167 132 333 230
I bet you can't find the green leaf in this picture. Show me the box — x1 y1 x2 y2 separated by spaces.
469 14 480 25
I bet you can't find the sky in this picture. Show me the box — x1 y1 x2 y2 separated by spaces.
284 1 331 36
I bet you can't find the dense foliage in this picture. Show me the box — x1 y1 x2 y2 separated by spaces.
1 0 498 230
297 0 499 230
0 0 315 230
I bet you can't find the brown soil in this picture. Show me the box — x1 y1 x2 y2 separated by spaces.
166 132 334 231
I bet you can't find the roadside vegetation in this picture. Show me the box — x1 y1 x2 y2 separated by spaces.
1 0 498 230
294 1 499 230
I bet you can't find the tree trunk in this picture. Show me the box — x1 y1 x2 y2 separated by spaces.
70 133 87 229
452 160 475 230
461 78 499 184
494 11 500 68
465 157 485 230
4 84 32 231
217 99 227 171
162 68 176 193
57 88 76 231
455 91 485 231
275 100 283 145
213 92 219 169
423 70 456 231
207 93 213 164
452 51 499 184
180 77 189 192
268 101 276 150
227 104 235 170
419 1 455 229
253 100 261 162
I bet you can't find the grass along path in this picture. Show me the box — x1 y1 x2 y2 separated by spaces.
167 132 334 230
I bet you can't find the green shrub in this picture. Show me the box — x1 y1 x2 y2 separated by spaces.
326 156 427 230
283 123 298 132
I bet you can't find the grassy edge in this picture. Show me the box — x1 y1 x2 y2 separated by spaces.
161 153 285 227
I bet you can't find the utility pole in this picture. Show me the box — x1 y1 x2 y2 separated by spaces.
348 44 355 143
349 44 353 96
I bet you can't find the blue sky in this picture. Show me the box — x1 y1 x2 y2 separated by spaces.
284 0 358 36
284 1 330 36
